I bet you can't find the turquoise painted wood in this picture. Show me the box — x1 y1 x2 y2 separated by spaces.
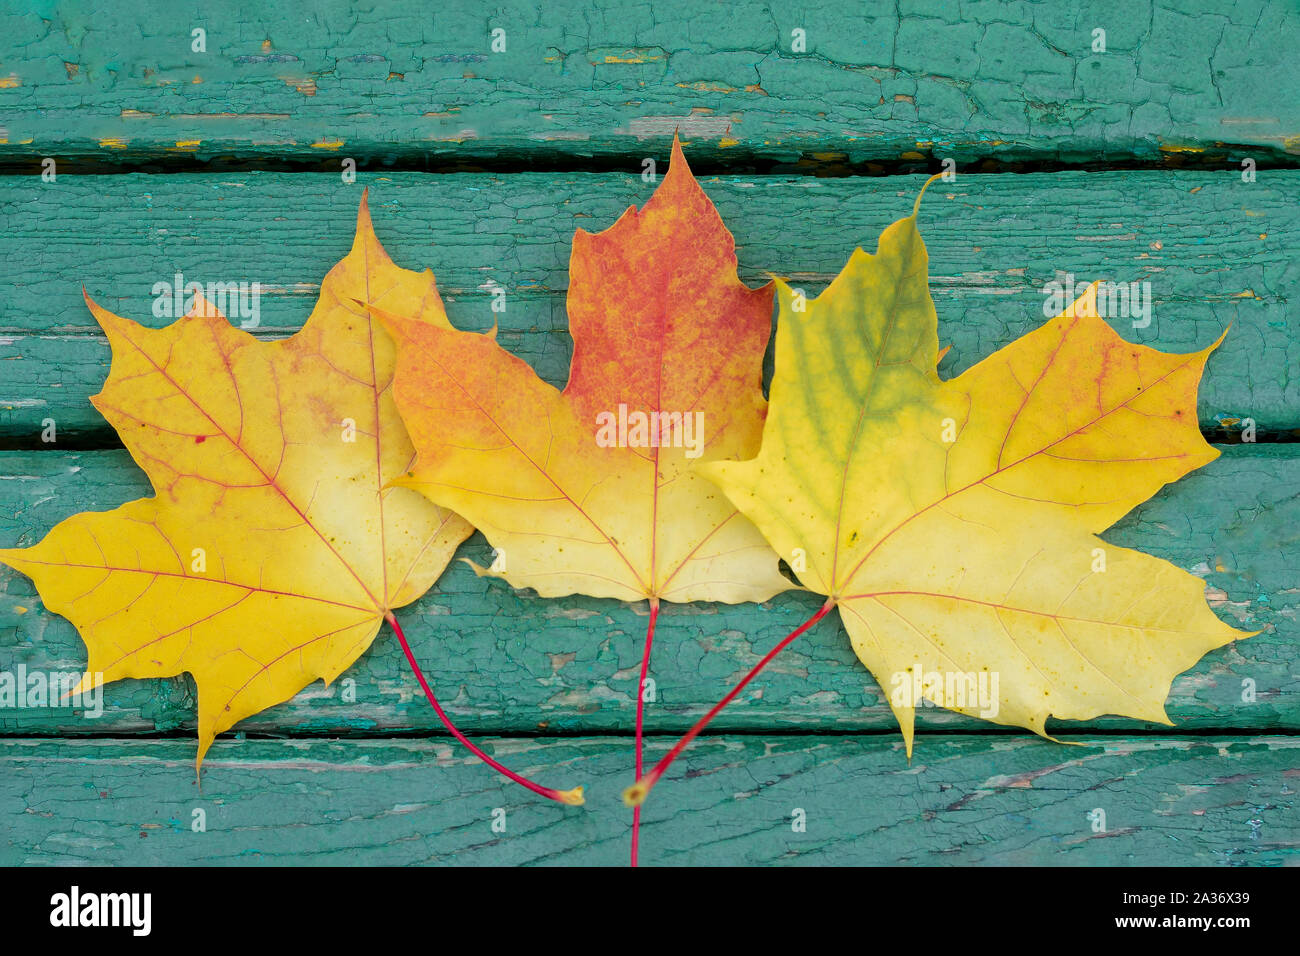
1 170 1297 438
1 736 1295 866
0 0 1295 868
0 444 1294 736
3 0 1298 168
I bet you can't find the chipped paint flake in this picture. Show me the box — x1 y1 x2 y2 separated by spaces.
626 116 732 139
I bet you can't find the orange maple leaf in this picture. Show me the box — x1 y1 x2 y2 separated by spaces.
373 137 792 860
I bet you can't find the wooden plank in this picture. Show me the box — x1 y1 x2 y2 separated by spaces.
2 0 1297 168
1 444 1293 736
1 734 1295 865
1 170 1296 437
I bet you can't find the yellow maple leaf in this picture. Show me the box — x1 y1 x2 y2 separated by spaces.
0 194 473 765
700 186 1253 754
626 182 1256 808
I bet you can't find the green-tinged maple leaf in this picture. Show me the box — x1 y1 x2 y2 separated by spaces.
700 186 1252 754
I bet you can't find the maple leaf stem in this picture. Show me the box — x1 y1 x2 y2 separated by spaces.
630 597 660 867
622 598 835 808
386 611 585 806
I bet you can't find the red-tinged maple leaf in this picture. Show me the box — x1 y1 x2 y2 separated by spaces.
372 137 793 862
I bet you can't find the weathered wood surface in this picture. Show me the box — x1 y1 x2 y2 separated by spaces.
1 444 1293 737
2 0 1296 872
3 0 1298 168
1 170 1296 438
2 735 1294 866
